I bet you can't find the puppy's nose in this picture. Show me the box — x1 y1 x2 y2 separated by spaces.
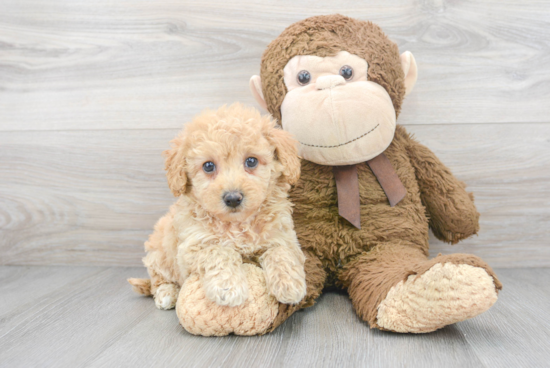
316 75 346 90
223 191 243 208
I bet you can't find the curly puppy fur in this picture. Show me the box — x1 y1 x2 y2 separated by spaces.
129 103 306 309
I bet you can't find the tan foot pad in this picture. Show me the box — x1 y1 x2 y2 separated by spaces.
376 263 498 333
176 264 278 336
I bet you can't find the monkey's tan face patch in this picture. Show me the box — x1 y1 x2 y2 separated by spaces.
281 51 396 166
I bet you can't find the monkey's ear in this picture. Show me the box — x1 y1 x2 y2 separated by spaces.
400 51 418 96
267 127 301 185
163 135 188 197
249 75 268 111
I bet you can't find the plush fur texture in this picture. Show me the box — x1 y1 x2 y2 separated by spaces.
176 264 279 336
279 51 399 165
260 15 406 122
376 263 498 333
177 264 279 336
129 104 307 334
253 15 502 333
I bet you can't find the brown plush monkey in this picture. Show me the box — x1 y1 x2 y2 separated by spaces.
249 14 502 333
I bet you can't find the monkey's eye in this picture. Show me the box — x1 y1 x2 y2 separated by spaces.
245 157 259 169
339 65 354 80
203 161 215 173
297 70 311 86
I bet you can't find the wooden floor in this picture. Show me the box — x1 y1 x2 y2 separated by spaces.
0 266 548 368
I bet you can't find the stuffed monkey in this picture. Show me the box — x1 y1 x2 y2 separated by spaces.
248 14 502 333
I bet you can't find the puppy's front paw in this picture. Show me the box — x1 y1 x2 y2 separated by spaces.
204 272 249 307
154 283 179 310
266 268 307 305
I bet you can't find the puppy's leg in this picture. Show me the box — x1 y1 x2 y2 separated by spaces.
196 246 249 307
128 264 179 310
139 211 181 310
149 268 180 310
266 250 326 333
261 244 307 304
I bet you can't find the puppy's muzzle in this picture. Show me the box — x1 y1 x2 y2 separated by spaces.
223 191 244 208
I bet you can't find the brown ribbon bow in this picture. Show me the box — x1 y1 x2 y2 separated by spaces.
332 153 407 229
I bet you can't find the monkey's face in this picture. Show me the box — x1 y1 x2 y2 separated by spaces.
250 16 418 166
280 51 396 166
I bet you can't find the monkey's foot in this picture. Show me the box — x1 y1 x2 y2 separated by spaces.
176 264 278 336
376 263 498 333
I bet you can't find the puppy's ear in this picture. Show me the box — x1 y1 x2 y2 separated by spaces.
267 127 301 185
163 135 188 197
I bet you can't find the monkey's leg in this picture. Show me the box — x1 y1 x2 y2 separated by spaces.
177 250 325 336
340 242 502 333
266 250 326 333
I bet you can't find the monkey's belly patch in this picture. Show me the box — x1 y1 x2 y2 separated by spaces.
299 124 379 148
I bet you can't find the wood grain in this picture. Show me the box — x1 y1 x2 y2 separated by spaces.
456 268 550 368
0 267 154 367
0 0 549 268
0 266 100 314
1 124 549 267
0 0 549 131
1 266 549 367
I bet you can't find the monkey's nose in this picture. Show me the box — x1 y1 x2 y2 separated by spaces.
316 75 346 90
223 191 243 208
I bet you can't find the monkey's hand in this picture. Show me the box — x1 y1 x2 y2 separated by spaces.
404 127 479 244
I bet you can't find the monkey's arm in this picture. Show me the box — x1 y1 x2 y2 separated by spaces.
404 131 479 244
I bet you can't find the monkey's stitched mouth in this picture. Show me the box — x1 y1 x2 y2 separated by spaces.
299 124 379 148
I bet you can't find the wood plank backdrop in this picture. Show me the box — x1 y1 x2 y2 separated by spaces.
1 0 549 267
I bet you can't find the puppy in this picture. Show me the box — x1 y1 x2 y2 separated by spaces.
128 103 306 310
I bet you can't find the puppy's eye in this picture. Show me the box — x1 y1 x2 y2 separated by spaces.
297 70 311 86
339 65 353 80
202 161 215 173
245 157 258 169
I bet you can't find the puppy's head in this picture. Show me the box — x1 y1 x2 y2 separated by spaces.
164 103 300 222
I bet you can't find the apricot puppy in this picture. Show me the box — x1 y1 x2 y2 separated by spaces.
129 103 306 310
